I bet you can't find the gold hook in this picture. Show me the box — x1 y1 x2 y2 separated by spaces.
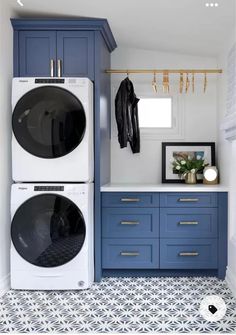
180 73 184 94
204 73 207 93
185 73 190 93
192 73 195 93
152 72 157 93
163 72 169 93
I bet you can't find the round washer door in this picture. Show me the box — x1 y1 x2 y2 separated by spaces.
11 194 86 267
12 86 86 158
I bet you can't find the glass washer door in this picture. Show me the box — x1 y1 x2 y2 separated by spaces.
12 86 86 158
11 194 86 267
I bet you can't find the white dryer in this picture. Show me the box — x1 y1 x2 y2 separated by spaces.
12 78 93 182
11 183 94 290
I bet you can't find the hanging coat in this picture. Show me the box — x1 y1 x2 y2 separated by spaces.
115 77 140 153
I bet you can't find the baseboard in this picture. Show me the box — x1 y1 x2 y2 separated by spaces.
226 266 236 298
0 273 10 297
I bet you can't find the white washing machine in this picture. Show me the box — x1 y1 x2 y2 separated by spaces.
12 77 93 182
11 183 94 290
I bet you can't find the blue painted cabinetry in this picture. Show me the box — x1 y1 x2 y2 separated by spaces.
18 31 57 77
16 30 94 79
102 192 228 279
11 19 116 82
102 193 160 269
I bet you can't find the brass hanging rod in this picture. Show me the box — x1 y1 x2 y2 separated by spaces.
105 69 222 74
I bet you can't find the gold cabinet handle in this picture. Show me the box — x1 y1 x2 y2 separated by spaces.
179 252 199 256
178 198 199 202
179 221 199 225
120 252 140 256
50 59 54 77
121 198 140 202
57 59 62 77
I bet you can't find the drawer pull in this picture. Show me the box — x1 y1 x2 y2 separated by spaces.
178 198 199 202
120 252 140 256
179 252 199 256
179 221 199 225
120 221 140 225
121 198 140 203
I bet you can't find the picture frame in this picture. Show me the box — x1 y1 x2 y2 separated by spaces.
162 142 216 183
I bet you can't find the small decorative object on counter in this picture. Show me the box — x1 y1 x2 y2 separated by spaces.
203 166 219 185
172 155 209 184
185 171 197 184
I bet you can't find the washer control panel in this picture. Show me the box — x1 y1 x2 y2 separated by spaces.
35 79 65 84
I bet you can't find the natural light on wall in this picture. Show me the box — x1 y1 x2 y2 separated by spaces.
138 98 172 128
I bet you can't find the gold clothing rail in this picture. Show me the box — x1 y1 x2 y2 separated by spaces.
105 69 222 74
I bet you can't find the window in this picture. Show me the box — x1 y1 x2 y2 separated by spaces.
111 83 184 140
138 98 172 128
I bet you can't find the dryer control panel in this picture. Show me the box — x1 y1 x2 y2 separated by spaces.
34 186 64 191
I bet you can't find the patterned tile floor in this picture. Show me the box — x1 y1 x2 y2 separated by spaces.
0 277 236 333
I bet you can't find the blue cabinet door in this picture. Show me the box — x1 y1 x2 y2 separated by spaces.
160 208 218 238
160 238 218 269
57 31 94 80
19 31 56 77
102 208 159 238
102 238 159 269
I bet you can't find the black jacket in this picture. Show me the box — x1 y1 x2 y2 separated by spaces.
115 77 140 153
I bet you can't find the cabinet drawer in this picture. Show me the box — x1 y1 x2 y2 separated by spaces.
102 208 159 238
160 193 217 208
160 208 218 238
102 193 159 207
102 239 159 269
160 239 217 269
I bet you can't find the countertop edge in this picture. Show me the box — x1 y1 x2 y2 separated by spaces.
101 183 229 192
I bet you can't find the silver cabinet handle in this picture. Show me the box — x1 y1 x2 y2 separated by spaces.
50 59 54 77
179 252 199 256
121 198 140 202
178 198 199 202
120 221 140 225
179 221 199 225
57 59 62 77
120 252 140 256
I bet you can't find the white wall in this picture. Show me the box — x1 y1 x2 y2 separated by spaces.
0 0 15 296
217 28 236 297
110 47 218 183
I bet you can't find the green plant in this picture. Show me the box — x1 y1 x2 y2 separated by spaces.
172 154 208 177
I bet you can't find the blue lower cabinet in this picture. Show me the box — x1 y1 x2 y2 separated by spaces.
102 208 159 238
102 239 159 269
160 239 218 269
160 193 217 208
101 192 227 278
102 193 159 207
160 208 218 238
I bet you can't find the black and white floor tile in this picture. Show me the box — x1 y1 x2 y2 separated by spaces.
0 277 236 333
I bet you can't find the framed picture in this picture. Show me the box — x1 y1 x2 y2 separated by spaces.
162 142 216 183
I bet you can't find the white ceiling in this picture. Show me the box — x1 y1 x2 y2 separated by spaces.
10 0 236 57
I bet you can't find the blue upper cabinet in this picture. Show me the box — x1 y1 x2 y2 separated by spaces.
11 19 117 80
57 31 94 79
17 30 94 79
19 31 56 77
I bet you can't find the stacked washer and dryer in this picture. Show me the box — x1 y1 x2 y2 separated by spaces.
11 77 94 290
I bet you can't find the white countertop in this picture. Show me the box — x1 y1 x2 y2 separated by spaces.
101 183 228 192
